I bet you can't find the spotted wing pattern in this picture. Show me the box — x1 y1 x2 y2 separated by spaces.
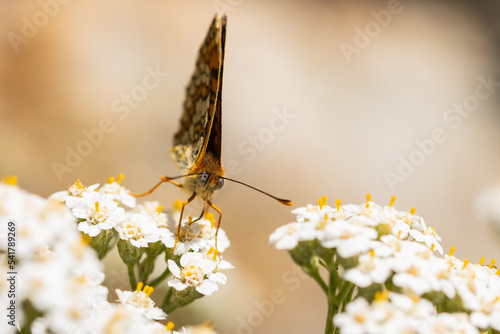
205 14 226 165
171 14 226 173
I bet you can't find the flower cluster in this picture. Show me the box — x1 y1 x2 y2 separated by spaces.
0 177 105 334
270 195 500 334
0 176 231 333
53 177 232 296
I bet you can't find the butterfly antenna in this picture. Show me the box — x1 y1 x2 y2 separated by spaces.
129 174 198 197
222 177 293 206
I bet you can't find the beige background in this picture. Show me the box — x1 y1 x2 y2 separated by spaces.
1 0 500 333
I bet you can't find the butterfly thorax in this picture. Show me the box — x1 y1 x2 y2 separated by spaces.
184 151 225 201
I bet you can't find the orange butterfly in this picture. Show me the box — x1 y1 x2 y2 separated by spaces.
132 14 292 251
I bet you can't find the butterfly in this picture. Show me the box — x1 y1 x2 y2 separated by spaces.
132 13 292 251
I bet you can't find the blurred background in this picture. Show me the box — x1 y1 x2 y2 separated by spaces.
1 0 500 333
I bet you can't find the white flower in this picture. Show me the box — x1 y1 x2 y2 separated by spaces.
91 304 161 334
10 203 109 334
376 206 411 239
426 313 479 334
30 317 49 334
344 250 393 288
116 213 162 247
163 216 229 255
409 222 443 255
321 220 378 258
18 239 108 333
269 222 317 249
336 292 439 334
137 201 164 214
356 201 383 225
469 289 500 331
163 219 204 254
0 184 78 259
71 192 126 236
99 177 136 208
395 211 425 231
135 201 170 229
334 297 411 334
18 259 64 312
334 297 374 334
1 180 204 334
391 243 437 296
391 219 411 239
376 234 405 257
389 292 437 331
116 288 167 320
50 179 99 203
451 260 493 313
348 213 379 228
274 197 500 333
292 203 335 222
201 249 233 285
175 323 218 334
143 322 176 334
425 257 456 299
197 215 230 252
167 252 220 295
132 202 174 243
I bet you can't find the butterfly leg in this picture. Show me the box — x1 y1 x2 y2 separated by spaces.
171 191 197 252
207 200 222 253
129 175 183 197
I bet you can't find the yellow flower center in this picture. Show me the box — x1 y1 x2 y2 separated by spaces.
181 264 204 285
88 203 110 225
68 179 87 196
354 312 366 323
124 222 143 240
407 265 419 276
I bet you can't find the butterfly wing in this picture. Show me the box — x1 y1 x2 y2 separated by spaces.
172 14 227 173
205 14 226 165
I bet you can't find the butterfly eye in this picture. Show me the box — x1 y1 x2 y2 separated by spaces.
214 177 224 190
197 172 209 187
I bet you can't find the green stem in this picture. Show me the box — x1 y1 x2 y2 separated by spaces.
340 284 356 313
325 292 336 334
161 287 174 309
161 287 203 314
305 266 328 294
149 267 170 287
140 256 155 284
325 257 342 334
108 231 119 252
328 257 341 292
337 281 354 305
127 263 137 289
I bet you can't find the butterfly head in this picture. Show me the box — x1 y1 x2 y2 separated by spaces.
184 151 226 200
194 171 224 199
